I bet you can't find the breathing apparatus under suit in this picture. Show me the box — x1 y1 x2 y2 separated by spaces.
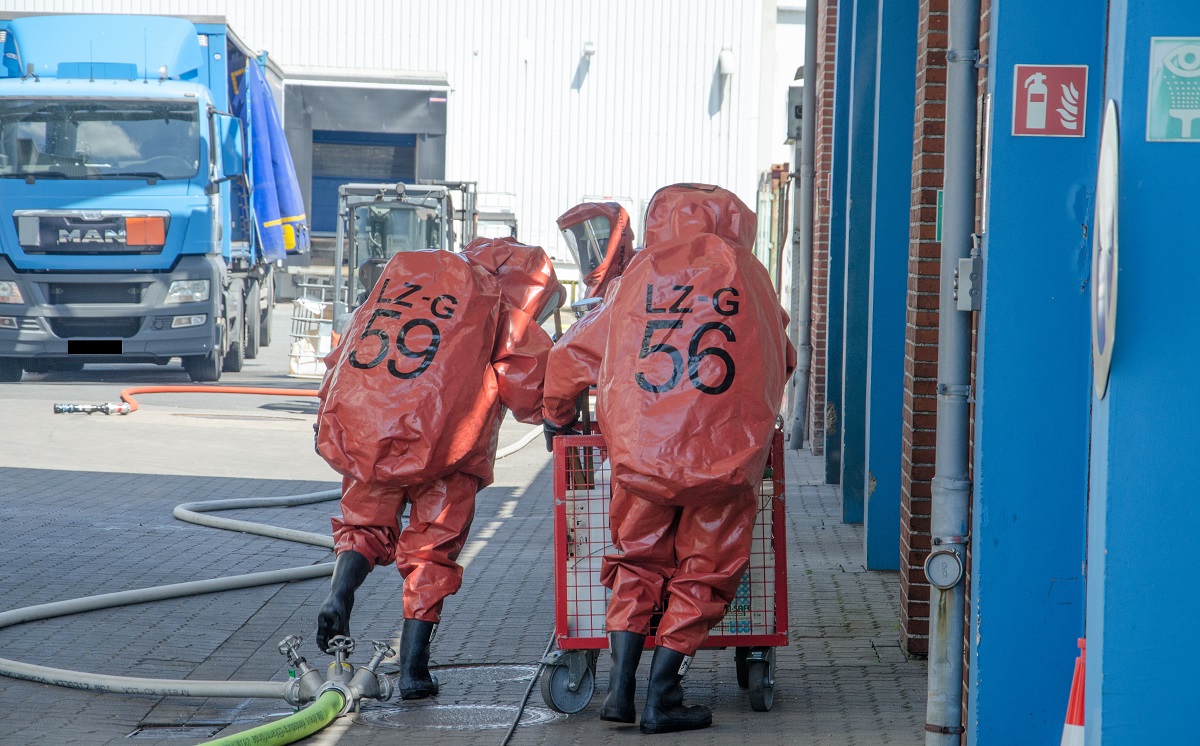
315 237 562 698
543 184 795 732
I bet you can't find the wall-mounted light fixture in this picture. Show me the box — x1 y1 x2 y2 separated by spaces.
718 48 737 78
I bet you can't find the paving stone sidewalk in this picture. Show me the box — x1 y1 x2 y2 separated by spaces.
0 440 925 745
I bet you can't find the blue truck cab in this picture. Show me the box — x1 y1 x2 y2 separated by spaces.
0 14 309 382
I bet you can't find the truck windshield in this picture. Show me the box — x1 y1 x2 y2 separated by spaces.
0 98 200 180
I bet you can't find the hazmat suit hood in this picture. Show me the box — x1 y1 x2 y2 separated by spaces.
642 183 757 251
556 202 635 300
462 237 566 324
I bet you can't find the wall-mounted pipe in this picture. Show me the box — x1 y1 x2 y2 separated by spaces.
788 0 819 449
923 0 981 741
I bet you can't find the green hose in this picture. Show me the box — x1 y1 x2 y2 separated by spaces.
202 689 346 746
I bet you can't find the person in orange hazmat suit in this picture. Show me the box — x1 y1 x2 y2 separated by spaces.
315 236 563 699
556 201 636 300
542 183 795 733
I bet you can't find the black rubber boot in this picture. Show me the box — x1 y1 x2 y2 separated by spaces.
639 646 712 734
398 618 440 699
316 551 371 654
600 631 646 723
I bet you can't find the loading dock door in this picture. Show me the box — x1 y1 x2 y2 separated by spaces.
310 131 417 233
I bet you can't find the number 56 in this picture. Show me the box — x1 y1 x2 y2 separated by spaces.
635 319 736 395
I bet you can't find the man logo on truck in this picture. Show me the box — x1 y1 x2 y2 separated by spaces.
57 229 126 244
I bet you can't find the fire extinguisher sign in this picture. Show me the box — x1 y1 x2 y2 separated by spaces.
1012 64 1089 137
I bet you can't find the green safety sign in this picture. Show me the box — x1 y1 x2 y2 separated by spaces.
935 188 943 243
1147 37 1200 142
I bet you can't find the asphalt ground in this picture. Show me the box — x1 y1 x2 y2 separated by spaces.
0 301 926 745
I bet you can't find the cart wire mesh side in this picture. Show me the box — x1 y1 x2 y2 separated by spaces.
550 431 788 651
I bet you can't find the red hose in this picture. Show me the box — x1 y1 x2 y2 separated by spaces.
119 385 319 413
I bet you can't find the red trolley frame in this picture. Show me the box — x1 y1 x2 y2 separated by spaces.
549 430 789 651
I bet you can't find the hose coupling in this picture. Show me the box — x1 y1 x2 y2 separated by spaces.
53 402 131 415
318 680 356 717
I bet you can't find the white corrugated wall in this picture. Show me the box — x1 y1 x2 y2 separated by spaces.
1 0 788 260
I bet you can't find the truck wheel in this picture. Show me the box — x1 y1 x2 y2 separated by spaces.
0 358 23 383
245 282 261 360
223 314 245 373
260 289 274 347
184 350 221 382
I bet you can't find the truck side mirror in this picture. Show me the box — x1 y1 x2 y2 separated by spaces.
214 113 245 180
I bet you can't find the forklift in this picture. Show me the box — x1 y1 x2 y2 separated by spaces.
329 181 479 340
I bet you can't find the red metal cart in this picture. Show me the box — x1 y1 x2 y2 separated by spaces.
538 429 788 714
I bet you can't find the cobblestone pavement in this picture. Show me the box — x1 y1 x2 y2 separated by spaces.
0 441 925 745
0 305 925 745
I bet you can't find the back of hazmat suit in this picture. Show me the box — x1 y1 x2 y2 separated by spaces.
544 183 795 655
315 241 561 631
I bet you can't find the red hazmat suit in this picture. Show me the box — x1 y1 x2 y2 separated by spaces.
544 183 796 654
317 241 562 622
556 202 636 300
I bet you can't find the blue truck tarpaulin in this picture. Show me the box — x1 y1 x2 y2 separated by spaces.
234 58 310 261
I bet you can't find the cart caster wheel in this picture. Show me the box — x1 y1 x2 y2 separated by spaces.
748 647 776 712
539 661 595 714
735 647 751 689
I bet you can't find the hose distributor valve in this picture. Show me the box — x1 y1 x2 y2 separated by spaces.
319 635 359 716
348 639 396 705
278 634 324 706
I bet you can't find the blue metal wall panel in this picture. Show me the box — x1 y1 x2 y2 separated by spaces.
838 0 879 525
823 0 855 485
1086 1 1200 742
863 0 917 570
969 0 1105 741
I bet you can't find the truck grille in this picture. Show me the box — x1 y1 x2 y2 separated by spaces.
14 212 169 254
45 283 146 305
48 317 143 339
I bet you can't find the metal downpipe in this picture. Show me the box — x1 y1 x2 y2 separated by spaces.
789 0 820 449
923 0 981 741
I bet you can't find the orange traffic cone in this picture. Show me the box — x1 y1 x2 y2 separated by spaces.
1060 638 1086 746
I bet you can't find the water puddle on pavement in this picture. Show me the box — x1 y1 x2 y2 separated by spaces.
358 663 563 730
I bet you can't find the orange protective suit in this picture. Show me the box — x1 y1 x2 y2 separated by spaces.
556 202 636 300
317 240 561 622
544 183 796 654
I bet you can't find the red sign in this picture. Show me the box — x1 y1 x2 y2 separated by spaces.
1012 64 1089 137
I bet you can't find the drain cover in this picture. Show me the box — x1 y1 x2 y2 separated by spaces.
359 703 561 730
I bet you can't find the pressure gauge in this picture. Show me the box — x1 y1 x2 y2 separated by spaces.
924 548 964 590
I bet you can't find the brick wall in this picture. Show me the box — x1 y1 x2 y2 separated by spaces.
807 0 840 456
899 0 949 658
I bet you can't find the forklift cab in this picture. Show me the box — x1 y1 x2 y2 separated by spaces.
556 202 635 315
330 182 471 344
352 202 445 305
